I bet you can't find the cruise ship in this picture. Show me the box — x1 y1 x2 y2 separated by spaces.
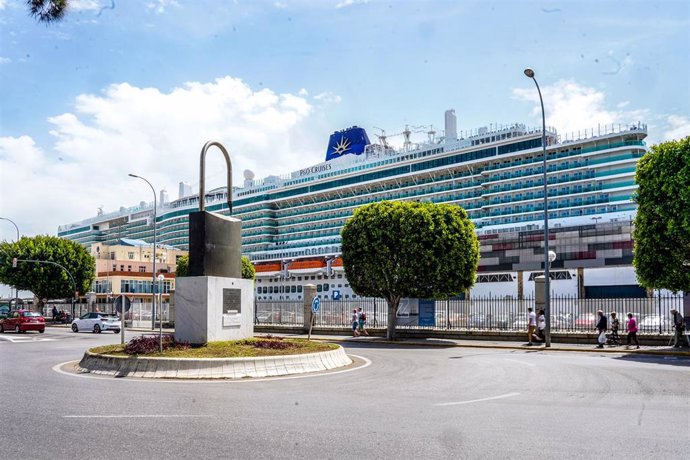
58 110 648 301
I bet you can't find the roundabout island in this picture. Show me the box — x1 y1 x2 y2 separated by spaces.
75 336 353 379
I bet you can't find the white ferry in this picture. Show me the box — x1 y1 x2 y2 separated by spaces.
58 110 648 301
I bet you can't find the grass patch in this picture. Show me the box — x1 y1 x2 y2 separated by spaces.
89 336 338 358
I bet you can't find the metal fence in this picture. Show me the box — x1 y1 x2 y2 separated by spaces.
41 301 171 324
255 294 685 334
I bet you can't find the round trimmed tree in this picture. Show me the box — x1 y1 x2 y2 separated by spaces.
633 136 690 292
341 201 480 339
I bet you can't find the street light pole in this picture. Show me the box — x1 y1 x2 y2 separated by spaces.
157 273 165 352
0 217 20 309
524 68 552 347
129 174 157 330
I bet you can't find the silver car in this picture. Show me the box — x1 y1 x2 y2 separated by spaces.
71 312 121 334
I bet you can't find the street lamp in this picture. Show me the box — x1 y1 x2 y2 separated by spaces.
524 67 552 347
0 217 21 309
157 273 165 352
128 173 157 330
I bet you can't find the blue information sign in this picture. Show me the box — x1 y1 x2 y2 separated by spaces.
311 297 321 314
418 299 436 327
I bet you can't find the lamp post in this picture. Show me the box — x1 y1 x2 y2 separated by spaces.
524 68 552 347
157 273 165 352
128 174 157 330
0 217 20 309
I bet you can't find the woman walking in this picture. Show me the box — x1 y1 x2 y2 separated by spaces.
625 312 640 349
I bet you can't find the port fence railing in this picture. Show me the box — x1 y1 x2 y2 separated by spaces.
255 294 685 334
41 301 171 325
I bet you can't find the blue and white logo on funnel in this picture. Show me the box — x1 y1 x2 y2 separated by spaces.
325 126 370 161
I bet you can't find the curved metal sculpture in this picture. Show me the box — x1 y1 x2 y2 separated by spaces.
188 141 241 278
199 140 233 214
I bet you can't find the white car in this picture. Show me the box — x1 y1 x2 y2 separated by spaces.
71 312 121 334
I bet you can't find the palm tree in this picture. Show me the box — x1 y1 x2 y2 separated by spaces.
27 0 68 23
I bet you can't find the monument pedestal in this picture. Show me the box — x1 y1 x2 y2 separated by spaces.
174 276 254 345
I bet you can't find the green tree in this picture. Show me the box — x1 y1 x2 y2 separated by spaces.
341 201 480 339
27 0 68 23
175 254 255 280
241 256 256 281
633 136 690 292
175 255 189 278
0 235 95 310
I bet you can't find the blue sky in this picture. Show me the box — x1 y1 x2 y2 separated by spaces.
1 0 689 245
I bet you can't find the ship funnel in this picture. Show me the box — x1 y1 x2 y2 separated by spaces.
444 109 458 143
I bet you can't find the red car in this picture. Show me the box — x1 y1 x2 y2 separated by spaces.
0 310 46 334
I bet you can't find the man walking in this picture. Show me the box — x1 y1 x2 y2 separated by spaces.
595 310 607 349
670 308 686 348
527 307 537 346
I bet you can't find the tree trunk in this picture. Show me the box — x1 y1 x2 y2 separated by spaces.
386 297 400 340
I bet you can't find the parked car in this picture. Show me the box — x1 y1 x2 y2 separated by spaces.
491 314 515 329
574 313 597 329
0 305 9 319
0 310 45 333
638 314 668 332
71 312 121 333
467 313 487 328
513 313 529 329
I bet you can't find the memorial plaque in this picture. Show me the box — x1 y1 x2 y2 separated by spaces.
222 288 242 314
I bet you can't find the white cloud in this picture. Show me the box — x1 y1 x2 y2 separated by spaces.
0 0 6 10
313 91 342 104
0 56 10 64
662 115 690 141
512 79 648 139
335 0 369 9
274 1 287 9
70 0 101 11
298 88 308 96
147 0 180 14
0 77 340 239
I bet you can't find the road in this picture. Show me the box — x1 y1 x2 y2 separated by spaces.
1 326 689 459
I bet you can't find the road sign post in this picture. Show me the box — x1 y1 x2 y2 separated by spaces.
308 297 320 341
115 295 131 345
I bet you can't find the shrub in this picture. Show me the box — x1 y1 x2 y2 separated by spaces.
124 334 190 355
238 337 297 350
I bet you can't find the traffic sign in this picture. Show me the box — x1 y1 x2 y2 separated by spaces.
332 290 341 300
311 297 321 314
114 295 132 313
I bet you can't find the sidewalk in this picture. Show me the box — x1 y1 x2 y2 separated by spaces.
277 333 690 357
45 324 690 357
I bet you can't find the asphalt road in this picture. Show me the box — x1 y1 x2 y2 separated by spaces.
1 326 689 460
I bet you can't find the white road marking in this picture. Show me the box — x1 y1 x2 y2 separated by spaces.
504 358 536 367
64 415 211 419
52 354 372 384
435 392 520 407
0 336 55 343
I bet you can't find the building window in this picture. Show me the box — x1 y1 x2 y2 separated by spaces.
139 266 146 272
127 265 132 272
112 264 117 272
128 252 134 260
120 265 125 271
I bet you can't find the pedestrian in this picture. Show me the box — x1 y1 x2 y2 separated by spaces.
625 312 640 349
535 309 546 343
595 310 607 349
670 308 686 348
51 306 59 322
357 307 369 336
526 307 537 346
351 309 360 337
609 311 621 346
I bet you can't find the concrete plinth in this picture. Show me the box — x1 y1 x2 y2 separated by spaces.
174 276 254 345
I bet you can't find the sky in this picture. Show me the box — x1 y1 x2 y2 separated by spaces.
0 0 689 245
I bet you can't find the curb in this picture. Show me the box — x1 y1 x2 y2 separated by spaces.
305 336 690 357
77 345 352 379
